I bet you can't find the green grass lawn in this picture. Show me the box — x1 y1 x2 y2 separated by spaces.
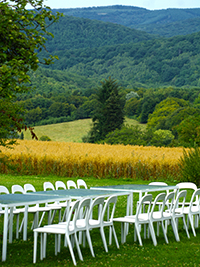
0 174 200 266
23 118 146 142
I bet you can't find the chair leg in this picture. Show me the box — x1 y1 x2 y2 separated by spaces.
112 225 119 248
135 224 143 246
171 218 180 242
33 231 38 263
86 229 95 257
161 221 169 244
182 216 190 239
148 222 157 246
188 214 196 236
74 232 83 261
65 235 77 266
100 227 108 252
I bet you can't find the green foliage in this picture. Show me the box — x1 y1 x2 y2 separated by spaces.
150 129 174 147
87 77 125 143
175 115 200 147
0 0 61 147
100 125 154 146
39 135 51 141
179 146 200 186
45 31 200 87
147 97 189 129
57 6 200 37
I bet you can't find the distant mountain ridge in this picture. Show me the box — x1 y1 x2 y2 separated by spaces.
52 5 200 37
46 15 153 52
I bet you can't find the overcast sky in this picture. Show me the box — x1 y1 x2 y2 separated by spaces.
42 0 200 10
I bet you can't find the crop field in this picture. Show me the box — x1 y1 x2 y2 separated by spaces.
0 140 186 181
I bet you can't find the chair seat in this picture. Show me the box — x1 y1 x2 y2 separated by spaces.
183 206 200 214
34 224 75 234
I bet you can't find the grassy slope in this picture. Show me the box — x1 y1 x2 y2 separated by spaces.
23 118 145 142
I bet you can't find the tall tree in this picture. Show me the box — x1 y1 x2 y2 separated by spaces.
88 77 125 143
0 0 61 147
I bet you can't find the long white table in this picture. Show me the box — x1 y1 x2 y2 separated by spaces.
91 184 178 216
0 188 130 262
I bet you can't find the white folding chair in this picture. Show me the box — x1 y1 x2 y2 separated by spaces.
77 179 88 189
33 200 82 265
114 194 156 246
67 180 77 189
183 188 200 236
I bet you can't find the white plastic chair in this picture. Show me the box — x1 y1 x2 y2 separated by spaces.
55 181 66 190
33 200 82 265
24 184 51 227
11 185 31 238
140 182 169 211
164 190 190 241
67 180 77 189
114 194 156 246
77 179 88 189
0 186 21 228
81 195 119 256
148 192 168 245
182 188 200 236
176 182 198 205
43 182 62 223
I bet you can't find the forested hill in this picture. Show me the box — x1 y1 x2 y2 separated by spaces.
45 15 153 52
43 31 200 87
52 5 200 37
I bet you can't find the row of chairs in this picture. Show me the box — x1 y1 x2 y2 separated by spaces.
114 187 200 247
0 180 88 240
33 194 119 265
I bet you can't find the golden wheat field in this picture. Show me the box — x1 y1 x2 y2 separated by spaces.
0 140 187 180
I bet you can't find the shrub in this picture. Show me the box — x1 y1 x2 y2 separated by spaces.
178 146 200 186
40 135 51 141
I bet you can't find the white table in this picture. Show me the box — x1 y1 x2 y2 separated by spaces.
1 188 130 262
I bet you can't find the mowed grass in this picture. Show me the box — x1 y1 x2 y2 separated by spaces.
1 174 200 266
23 118 146 142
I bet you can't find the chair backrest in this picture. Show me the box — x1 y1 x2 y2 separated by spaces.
176 182 197 202
43 182 55 191
172 190 187 215
148 182 169 195
65 200 80 234
55 181 66 190
86 196 105 225
150 192 166 219
101 195 118 224
77 179 88 189
164 191 175 212
0 185 9 194
24 183 36 193
67 180 77 189
11 184 24 194
0 186 9 211
75 197 91 222
136 194 152 221
176 182 197 191
189 188 200 212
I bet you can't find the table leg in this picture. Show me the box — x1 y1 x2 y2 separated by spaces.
23 205 28 241
2 207 8 262
9 207 13 243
